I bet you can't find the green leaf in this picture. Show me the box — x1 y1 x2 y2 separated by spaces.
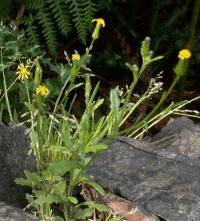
45 160 81 177
84 144 107 153
15 178 32 187
110 89 120 113
67 196 78 204
146 55 164 65
45 78 62 97
15 170 42 188
89 81 100 103
85 181 106 196
80 201 108 212
69 83 84 93
48 145 72 158
93 98 104 111
34 194 59 205
53 217 65 221
78 53 91 68
25 102 36 112
51 180 66 194
74 208 93 219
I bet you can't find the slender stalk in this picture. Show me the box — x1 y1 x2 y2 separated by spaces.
178 0 200 99
144 76 179 121
0 77 18 102
0 28 13 121
121 76 179 136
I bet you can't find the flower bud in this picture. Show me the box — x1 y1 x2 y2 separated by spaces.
34 59 42 87
175 49 191 77
175 59 188 77
141 37 150 58
70 53 80 81
85 74 91 102
92 18 105 41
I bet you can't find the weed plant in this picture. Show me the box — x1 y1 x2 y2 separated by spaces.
0 21 40 121
1 19 200 220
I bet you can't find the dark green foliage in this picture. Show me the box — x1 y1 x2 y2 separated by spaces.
37 8 57 53
67 0 88 44
48 0 72 36
20 0 96 53
0 0 96 52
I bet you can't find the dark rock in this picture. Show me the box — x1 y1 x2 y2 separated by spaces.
0 123 36 207
0 202 40 221
87 135 200 221
150 117 200 159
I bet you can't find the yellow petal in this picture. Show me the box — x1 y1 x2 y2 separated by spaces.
92 18 105 27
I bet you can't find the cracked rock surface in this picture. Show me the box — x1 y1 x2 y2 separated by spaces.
0 202 40 221
0 123 37 221
87 117 200 221
2 118 200 221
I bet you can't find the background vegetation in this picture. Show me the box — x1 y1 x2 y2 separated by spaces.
0 0 200 220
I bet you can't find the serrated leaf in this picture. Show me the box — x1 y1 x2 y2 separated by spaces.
15 170 42 188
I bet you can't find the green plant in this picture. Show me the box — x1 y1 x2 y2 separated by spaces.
0 21 40 122
18 0 97 53
0 20 198 220
177 0 200 99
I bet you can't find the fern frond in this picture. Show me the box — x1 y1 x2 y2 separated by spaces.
21 0 97 51
48 0 72 36
24 0 46 10
20 14 35 26
26 25 40 46
81 0 97 30
37 9 57 53
66 0 88 44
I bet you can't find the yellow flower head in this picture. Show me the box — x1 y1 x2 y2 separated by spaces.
178 49 191 60
36 85 49 96
72 53 80 61
92 18 105 27
16 63 31 81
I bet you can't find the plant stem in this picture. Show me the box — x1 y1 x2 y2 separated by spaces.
122 76 179 136
0 77 18 102
144 76 179 121
178 0 200 99
0 28 13 121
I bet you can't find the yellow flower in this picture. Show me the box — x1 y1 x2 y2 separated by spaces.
16 63 31 81
72 53 80 61
36 85 49 96
92 18 105 41
178 49 191 60
92 18 105 27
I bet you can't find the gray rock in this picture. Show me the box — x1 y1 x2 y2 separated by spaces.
150 117 200 159
0 202 40 221
0 123 36 207
87 135 200 221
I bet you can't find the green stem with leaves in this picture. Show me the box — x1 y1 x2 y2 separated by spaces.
178 0 200 99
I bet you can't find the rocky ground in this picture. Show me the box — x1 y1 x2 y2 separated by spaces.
1 117 200 221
